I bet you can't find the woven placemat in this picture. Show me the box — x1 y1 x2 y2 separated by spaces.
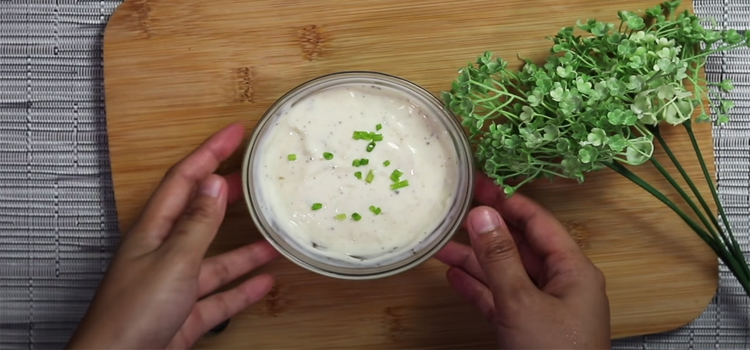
0 1 747 349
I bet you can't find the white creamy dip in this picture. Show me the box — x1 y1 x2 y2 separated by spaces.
253 83 459 267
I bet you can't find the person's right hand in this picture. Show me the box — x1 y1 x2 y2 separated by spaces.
436 174 611 349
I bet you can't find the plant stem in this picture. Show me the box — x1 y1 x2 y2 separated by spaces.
648 157 720 240
605 162 720 251
647 156 743 276
653 128 738 253
683 121 750 276
605 161 750 295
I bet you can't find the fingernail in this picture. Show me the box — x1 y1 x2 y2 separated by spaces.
469 207 505 235
201 176 222 198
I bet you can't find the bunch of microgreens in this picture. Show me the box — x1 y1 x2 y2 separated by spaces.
443 0 750 296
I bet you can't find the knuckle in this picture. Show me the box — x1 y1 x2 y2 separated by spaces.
191 307 208 327
591 265 607 290
468 290 486 310
479 234 518 264
164 162 187 181
216 294 234 318
484 307 498 324
163 161 200 186
212 261 232 286
181 201 218 223
484 307 497 325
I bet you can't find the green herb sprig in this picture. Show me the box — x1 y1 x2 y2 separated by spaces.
444 0 748 196
443 1 750 296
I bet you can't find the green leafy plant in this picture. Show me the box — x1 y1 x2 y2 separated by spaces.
443 1 750 296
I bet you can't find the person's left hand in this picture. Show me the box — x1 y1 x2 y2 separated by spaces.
67 123 279 349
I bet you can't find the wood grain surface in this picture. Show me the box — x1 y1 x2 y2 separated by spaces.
103 0 719 348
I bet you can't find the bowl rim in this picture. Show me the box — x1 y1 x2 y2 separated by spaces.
241 70 475 280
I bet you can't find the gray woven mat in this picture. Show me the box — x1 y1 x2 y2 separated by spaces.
0 1 748 349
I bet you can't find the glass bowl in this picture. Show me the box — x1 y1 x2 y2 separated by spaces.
242 71 474 280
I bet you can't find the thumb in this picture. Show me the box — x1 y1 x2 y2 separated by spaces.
467 206 536 304
163 174 227 260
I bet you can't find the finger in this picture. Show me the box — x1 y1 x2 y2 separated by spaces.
494 192 597 296
180 275 275 347
467 206 537 304
499 195 581 258
505 226 546 287
197 241 279 297
161 174 227 261
445 267 496 323
130 123 244 243
473 171 503 207
475 173 581 259
434 241 486 284
224 171 243 206
475 173 596 297
436 233 546 288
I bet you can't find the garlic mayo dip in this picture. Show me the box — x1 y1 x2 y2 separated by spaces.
244 72 473 278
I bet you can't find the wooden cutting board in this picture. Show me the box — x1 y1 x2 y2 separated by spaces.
103 0 719 347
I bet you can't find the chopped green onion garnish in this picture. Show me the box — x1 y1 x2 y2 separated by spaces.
390 180 410 191
354 171 362 179
383 160 391 167
323 152 333 160
369 206 382 215
353 131 373 141
360 158 369 166
372 134 383 142
390 169 403 182
287 154 297 161
335 213 347 221
352 159 361 167
376 124 382 131
365 170 375 184
311 203 323 210
366 142 376 152
351 213 362 221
